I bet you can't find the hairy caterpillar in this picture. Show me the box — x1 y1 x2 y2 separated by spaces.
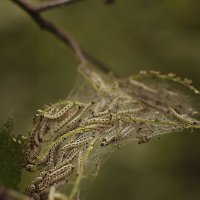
55 135 78 164
49 164 74 186
61 134 94 151
119 126 136 139
59 102 94 133
77 150 84 176
51 148 78 173
38 118 49 142
30 120 43 147
101 132 116 146
118 107 143 115
101 125 118 146
48 140 65 167
44 101 74 120
170 108 200 125
55 106 80 132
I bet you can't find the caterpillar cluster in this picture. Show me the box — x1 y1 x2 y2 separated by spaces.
24 87 200 199
25 94 145 199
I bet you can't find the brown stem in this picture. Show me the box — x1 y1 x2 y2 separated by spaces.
10 0 86 64
37 0 84 13
10 0 113 74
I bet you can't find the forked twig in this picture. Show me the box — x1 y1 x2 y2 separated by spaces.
10 0 87 65
10 0 113 74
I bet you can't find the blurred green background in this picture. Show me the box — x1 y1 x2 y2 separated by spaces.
1 0 200 199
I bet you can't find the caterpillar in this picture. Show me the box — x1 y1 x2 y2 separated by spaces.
65 102 95 130
32 108 53 147
61 135 94 151
81 118 111 126
101 131 116 146
26 145 41 165
37 152 49 166
52 127 92 151
26 184 36 197
25 164 35 171
31 177 43 186
48 142 64 167
170 108 200 125
37 178 50 193
38 118 49 142
51 148 78 173
93 109 111 118
119 126 136 139
55 106 80 132
44 101 74 120
49 164 74 186
49 164 73 178
100 124 119 146
77 150 84 176
30 120 43 147
85 123 112 131
118 107 143 115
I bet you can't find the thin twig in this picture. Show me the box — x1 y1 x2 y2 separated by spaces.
10 0 86 64
10 0 113 74
37 0 84 13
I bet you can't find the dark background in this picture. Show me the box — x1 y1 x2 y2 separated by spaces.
1 0 200 199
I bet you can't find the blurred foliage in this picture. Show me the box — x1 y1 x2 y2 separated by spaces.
0 0 200 200
0 118 24 191
0 187 28 200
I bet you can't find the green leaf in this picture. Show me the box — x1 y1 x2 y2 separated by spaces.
0 117 25 191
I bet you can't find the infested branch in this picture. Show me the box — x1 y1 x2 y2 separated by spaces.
24 70 200 199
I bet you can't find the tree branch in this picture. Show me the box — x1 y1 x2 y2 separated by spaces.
37 0 84 13
10 0 113 74
10 0 86 65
